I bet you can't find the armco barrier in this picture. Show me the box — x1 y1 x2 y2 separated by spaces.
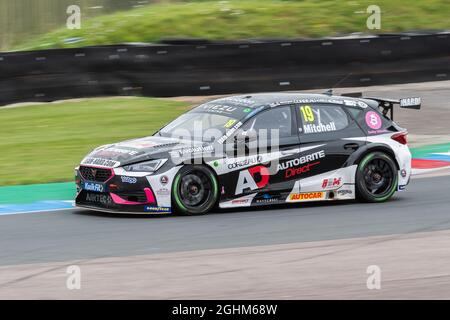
0 32 449 106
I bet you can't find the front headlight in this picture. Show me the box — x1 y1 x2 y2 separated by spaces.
123 159 167 173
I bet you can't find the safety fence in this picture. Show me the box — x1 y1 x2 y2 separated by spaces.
0 31 449 106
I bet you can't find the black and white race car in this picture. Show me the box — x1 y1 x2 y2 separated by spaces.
75 92 420 215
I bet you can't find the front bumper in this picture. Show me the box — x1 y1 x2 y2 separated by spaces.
75 166 172 214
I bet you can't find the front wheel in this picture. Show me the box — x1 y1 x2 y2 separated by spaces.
356 152 398 203
172 165 219 215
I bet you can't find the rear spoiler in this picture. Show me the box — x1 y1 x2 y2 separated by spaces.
341 92 421 120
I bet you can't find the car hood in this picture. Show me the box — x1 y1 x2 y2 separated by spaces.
81 136 209 167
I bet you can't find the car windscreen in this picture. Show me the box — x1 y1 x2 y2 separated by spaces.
157 104 256 142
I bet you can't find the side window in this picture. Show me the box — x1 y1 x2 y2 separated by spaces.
240 106 292 138
298 104 349 134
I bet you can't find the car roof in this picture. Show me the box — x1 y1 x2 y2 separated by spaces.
210 92 377 109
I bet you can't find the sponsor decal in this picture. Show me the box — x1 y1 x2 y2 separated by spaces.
303 122 337 134
344 100 357 107
367 129 389 135
243 108 252 113
337 189 353 196
341 100 369 108
95 147 139 157
220 97 256 106
227 155 262 170
81 157 119 168
121 141 159 149
217 121 243 144
83 182 105 192
213 161 219 168
270 98 350 108
160 175 169 185
255 193 279 204
289 192 325 201
85 193 112 205
178 145 215 155
156 187 170 196
231 198 250 205
398 185 407 191
322 177 342 189
365 111 382 130
401 169 407 177
202 104 237 114
299 105 338 134
224 119 237 128
235 166 270 195
144 206 171 213
285 161 320 179
358 101 369 108
121 176 137 184
272 98 370 109
278 150 325 171
400 97 421 108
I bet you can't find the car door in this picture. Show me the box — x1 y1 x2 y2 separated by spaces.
219 105 301 204
287 103 366 197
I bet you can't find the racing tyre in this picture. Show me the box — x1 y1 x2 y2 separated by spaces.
356 152 398 203
172 165 219 215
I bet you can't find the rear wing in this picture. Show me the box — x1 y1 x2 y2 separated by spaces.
342 93 421 120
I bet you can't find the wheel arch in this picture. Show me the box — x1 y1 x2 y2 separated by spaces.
182 157 221 185
346 143 400 171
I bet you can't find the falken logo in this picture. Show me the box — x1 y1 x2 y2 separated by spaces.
235 166 270 195
121 176 137 184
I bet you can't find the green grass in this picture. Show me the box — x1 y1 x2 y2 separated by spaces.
0 97 190 186
12 0 450 51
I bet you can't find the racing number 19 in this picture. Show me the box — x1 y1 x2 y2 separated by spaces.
300 105 315 122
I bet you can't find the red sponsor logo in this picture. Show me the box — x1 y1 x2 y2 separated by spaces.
248 165 270 188
285 161 320 179
322 177 342 189
235 165 270 195
231 199 250 204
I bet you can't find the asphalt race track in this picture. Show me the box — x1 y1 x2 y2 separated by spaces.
0 176 449 267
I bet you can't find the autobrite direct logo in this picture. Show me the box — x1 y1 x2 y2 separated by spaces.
277 150 325 173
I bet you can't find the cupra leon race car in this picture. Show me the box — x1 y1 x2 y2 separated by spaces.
75 92 421 215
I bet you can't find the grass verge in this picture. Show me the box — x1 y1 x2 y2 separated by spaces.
12 0 450 51
0 97 190 186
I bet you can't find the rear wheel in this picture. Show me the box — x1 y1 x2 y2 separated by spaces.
356 152 398 203
172 165 219 215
